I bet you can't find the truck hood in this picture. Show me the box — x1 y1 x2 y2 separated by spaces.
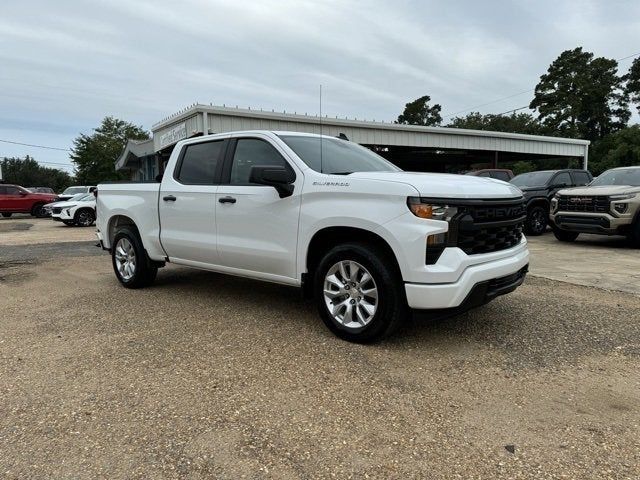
348 171 523 199
558 185 640 196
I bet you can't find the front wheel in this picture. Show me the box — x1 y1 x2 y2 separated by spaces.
525 206 548 235
31 204 47 218
74 209 95 227
552 225 580 242
314 242 407 343
1 213 11 218
112 226 157 288
627 219 640 248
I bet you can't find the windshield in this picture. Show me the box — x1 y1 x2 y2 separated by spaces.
590 168 640 187
279 135 400 174
75 193 94 201
62 186 86 195
510 171 554 187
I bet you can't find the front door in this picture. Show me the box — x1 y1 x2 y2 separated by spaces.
215 136 301 281
159 138 226 266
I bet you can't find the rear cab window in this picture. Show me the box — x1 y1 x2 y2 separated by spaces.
175 140 225 184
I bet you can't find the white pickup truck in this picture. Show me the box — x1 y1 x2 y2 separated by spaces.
97 131 529 342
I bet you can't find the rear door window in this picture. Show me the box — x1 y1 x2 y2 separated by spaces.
176 140 225 185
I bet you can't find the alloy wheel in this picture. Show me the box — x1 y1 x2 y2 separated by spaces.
323 260 378 329
114 237 136 281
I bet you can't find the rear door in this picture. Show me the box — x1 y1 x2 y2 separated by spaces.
159 138 227 266
215 135 302 281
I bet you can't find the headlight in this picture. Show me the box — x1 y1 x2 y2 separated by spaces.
609 193 635 200
407 197 458 221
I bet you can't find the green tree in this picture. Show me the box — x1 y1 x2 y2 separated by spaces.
447 111 542 135
397 95 442 126
625 57 640 115
530 47 629 141
1 156 73 192
71 116 149 185
589 125 640 175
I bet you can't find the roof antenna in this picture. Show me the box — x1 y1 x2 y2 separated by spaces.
319 84 323 173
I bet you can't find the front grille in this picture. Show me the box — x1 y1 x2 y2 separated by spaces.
52 207 62 214
449 199 525 256
557 195 609 213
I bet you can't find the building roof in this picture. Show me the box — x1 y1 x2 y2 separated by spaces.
151 104 590 158
115 138 155 170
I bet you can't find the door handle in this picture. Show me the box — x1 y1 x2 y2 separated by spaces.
218 196 237 204
163 195 177 202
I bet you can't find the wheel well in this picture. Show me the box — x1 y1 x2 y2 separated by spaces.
304 226 402 295
108 215 139 246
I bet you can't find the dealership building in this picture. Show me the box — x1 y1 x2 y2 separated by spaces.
116 104 590 181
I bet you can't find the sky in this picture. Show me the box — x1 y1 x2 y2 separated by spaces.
1 0 639 174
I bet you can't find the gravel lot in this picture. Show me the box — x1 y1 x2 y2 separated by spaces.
1 218 639 478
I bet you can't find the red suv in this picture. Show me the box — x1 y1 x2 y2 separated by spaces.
0 184 58 218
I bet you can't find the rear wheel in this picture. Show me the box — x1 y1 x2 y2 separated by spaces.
1 213 11 218
112 226 157 288
314 242 406 343
525 205 548 235
74 208 95 227
552 225 580 242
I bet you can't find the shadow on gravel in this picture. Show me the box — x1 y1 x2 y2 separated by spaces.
0 260 37 285
141 267 640 369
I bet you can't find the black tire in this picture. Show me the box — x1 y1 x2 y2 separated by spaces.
111 226 157 289
628 219 640 248
74 208 95 227
313 242 407 343
525 205 548 236
552 225 580 242
1 213 11 218
31 203 46 218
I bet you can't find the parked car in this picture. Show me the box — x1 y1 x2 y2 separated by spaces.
510 169 592 235
26 187 56 194
43 193 89 217
97 131 529 343
0 184 59 218
58 185 97 201
51 193 96 226
465 169 514 181
550 166 640 245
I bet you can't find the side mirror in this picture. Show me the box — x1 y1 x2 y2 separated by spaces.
249 165 295 198
19 191 28 195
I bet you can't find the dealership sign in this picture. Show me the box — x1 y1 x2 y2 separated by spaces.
159 122 187 149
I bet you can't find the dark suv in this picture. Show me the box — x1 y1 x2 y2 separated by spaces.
510 169 592 235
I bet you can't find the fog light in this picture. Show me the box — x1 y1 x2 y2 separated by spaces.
427 233 446 246
614 203 628 214
425 233 447 265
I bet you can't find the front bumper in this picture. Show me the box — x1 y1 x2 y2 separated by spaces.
404 244 529 309
550 212 632 235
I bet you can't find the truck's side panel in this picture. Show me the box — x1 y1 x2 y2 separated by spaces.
96 183 165 260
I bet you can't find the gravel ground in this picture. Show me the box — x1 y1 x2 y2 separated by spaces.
1 246 639 479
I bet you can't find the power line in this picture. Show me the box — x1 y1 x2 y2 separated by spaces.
442 50 640 119
0 138 70 152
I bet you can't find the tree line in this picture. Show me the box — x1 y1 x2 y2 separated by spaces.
397 47 640 175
